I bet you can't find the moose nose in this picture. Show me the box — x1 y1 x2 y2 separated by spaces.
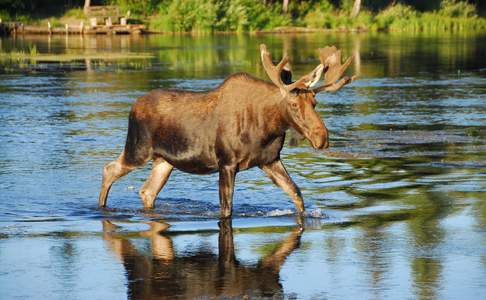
310 127 329 149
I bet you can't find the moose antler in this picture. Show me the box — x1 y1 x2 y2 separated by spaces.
260 44 323 95
312 46 356 93
260 44 355 95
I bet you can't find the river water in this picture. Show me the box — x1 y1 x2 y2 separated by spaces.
0 33 485 299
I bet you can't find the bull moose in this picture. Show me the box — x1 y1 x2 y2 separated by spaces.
98 44 354 218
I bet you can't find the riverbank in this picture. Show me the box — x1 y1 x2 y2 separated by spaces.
0 22 145 36
1 1 485 36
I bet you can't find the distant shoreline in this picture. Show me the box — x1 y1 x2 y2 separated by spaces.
5 24 484 37
0 22 373 36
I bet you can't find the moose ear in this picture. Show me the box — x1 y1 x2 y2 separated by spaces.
281 62 292 85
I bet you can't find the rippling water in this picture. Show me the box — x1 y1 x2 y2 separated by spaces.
0 33 485 299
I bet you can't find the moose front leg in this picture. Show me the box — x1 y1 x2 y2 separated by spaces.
260 159 305 214
139 158 173 209
219 166 236 218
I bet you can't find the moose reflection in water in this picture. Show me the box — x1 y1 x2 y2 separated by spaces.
102 220 303 299
98 44 355 218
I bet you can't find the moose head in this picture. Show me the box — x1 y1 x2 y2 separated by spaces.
260 44 355 149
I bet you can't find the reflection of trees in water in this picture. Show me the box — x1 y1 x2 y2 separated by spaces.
285 149 453 205
323 233 346 264
412 257 442 300
460 191 486 233
4 32 485 81
102 220 302 299
472 192 486 272
318 190 452 300
407 191 452 300
48 240 78 299
321 184 454 298
355 227 391 300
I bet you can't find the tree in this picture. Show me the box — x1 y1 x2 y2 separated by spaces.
84 0 91 15
283 0 289 14
351 0 361 17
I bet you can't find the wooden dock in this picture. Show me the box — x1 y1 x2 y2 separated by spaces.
0 22 145 36
0 5 147 36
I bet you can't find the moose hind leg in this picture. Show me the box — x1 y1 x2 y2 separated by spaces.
260 159 305 214
98 154 136 208
139 158 173 209
219 166 236 218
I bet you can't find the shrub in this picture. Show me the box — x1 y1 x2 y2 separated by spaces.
303 0 335 29
63 8 85 20
304 1 373 31
219 0 291 31
110 0 159 17
439 0 477 18
0 10 11 21
149 0 291 32
168 0 217 32
374 4 418 31
372 1 485 32
149 0 218 32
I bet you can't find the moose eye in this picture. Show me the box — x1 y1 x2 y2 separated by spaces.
290 102 298 110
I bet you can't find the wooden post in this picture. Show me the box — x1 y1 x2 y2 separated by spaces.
80 21 84 34
65 24 69 35
90 17 97 27
48 21 52 35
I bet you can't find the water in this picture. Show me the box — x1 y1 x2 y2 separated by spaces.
0 33 485 299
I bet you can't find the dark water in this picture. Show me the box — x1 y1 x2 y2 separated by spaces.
0 33 485 299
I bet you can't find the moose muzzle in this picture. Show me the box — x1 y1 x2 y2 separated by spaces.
309 126 329 149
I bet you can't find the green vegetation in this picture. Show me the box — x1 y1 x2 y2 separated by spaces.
0 0 485 33
142 0 486 33
303 3 374 31
61 8 86 20
372 1 486 32
148 0 292 32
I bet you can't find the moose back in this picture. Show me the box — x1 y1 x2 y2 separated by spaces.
98 44 355 218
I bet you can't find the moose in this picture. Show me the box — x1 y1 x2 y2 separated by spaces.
98 44 354 218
